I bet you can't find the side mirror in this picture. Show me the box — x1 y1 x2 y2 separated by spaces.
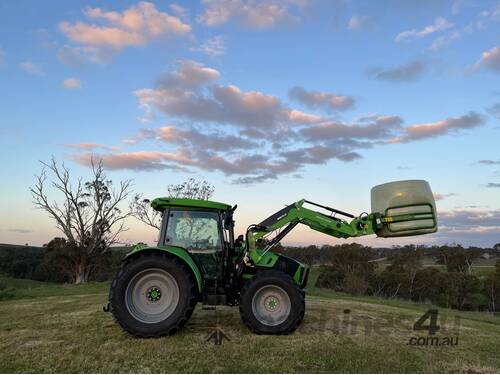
224 205 238 229
235 234 244 247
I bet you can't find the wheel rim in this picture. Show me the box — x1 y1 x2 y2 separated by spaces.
125 268 180 324
251 285 291 326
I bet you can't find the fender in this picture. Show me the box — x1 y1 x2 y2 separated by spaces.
124 243 203 293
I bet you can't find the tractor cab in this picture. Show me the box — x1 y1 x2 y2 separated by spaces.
151 197 242 304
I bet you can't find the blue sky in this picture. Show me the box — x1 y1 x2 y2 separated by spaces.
0 0 499 247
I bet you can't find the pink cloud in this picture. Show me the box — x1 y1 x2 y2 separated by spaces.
71 151 191 171
388 112 483 143
65 143 120 151
197 0 306 27
473 46 500 72
396 17 452 42
59 2 191 57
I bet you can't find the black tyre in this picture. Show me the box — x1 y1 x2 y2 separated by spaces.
109 253 197 338
239 270 305 334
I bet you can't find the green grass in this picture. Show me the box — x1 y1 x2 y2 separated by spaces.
0 276 499 373
0 275 107 300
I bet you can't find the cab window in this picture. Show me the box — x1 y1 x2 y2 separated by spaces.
165 210 221 253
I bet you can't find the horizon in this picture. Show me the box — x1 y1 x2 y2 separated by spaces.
0 0 499 248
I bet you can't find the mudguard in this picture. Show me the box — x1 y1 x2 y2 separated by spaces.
124 243 203 293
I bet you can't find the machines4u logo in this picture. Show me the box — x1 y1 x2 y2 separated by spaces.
408 309 460 347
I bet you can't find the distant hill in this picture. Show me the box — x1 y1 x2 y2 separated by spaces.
0 243 132 253
0 243 44 253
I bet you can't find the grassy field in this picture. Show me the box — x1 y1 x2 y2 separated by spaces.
1 274 499 373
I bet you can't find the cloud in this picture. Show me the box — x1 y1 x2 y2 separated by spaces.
368 61 426 82
121 128 157 145
121 139 137 145
59 2 191 60
157 126 258 151
301 115 402 141
429 30 461 50
435 208 500 247
169 3 189 19
478 159 500 165
486 183 500 188
347 15 368 30
488 102 500 119
388 112 483 143
396 17 453 42
197 0 306 27
439 209 500 228
8 228 34 234
123 125 258 151
135 60 321 129
288 86 355 112
19 61 44 76
61 77 81 89
157 59 220 88
71 151 190 171
65 142 119 151
433 193 456 201
473 46 500 73
71 60 486 184
190 36 226 56
476 2 500 29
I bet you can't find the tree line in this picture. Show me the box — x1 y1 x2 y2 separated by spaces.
297 243 500 313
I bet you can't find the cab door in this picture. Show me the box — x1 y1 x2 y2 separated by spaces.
163 209 224 281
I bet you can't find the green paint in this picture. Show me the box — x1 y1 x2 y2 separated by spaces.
151 197 231 212
293 264 303 285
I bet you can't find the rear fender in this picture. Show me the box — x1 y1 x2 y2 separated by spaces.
124 243 203 293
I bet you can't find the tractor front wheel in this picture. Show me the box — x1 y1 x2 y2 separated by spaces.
109 253 197 337
239 270 305 334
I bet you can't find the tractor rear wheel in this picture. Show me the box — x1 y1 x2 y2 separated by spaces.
239 270 305 334
109 253 197 337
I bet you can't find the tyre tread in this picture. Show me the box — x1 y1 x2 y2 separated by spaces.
239 270 305 335
108 252 197 338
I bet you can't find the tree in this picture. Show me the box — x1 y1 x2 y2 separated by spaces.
483 262 500 312
315 244 376 293
30 158 132 283
130 178 215 229
386 247 423 299
436 245 481 274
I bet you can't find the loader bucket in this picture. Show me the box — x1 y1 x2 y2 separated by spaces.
371 180 437 237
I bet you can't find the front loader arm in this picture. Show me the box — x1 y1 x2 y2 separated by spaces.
246 199 382 264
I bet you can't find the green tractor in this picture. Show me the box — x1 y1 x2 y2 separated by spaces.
108 180 437 337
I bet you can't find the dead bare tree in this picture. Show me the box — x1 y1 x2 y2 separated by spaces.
167 178 215 200
130 178 215 230
30 157 132 283
129 195 161 230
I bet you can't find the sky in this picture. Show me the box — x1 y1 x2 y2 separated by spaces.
0 0 499 248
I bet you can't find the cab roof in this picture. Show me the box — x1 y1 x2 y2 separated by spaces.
151 197 231 212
